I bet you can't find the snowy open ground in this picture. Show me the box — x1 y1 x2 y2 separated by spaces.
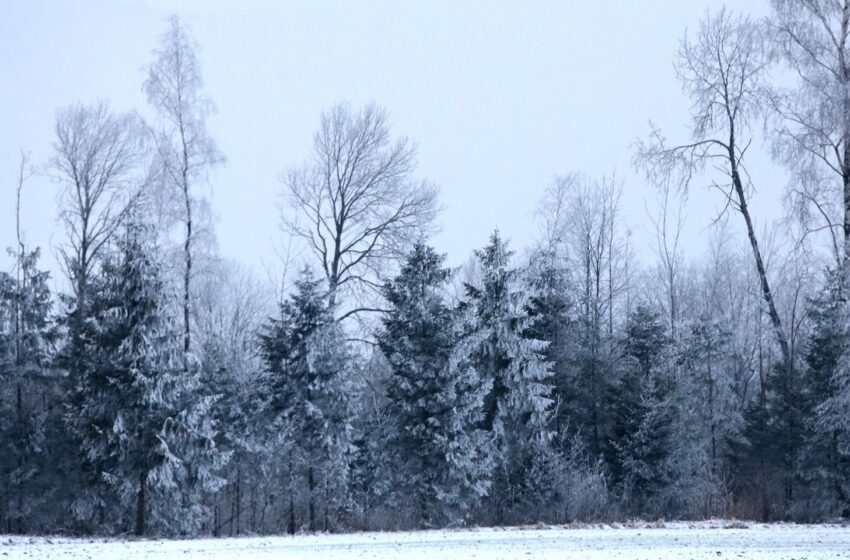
3 522 849 560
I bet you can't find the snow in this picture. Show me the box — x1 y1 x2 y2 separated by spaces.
3 521 849 560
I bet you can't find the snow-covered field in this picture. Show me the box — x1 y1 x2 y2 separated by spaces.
3 521 849 559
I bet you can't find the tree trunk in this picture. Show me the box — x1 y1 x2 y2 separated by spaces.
287 450 296 535
308 465 316 532
235 465 242 535
728 140 791 367
841 1 850 287
183 181 192 359
135 470 147 537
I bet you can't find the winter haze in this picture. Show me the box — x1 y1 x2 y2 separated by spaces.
1 0 850 554
1 0 785 280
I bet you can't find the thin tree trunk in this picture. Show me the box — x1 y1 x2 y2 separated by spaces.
308 466 316 532
840 1 850 286
183 180 192 358
728 135 791 367
287 450 296 535
235 465 242 535
135 470 147 537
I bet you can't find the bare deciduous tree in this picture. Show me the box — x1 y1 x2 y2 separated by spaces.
537 173 630 456
50 102 149 318
194 259 270 359
144 15 224 357
635 9 792 366
647 182 686 340
769 0 850 276
281 102 439 320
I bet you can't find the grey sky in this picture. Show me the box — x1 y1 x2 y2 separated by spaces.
1 0 787 289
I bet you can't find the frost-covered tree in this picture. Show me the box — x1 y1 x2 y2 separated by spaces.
538 175 629 458
144 16 225 358
280 103 439 319
378 243 492 527
523 249 576 443
460 231 553 521
50 102 151 384
68 217 226 536
0 248 56 533
804 271 850 517
260 269 356 532
194 262 268 536
608 305 676 516
669 312 736 517
769 0 850 274
636 8 791 369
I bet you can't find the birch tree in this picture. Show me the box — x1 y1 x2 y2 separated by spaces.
769 0 850 276
635 9 792 367
144 16 224 358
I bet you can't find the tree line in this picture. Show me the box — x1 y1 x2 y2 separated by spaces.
1 2 850 537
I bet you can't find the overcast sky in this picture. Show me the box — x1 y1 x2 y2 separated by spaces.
0 0 788 290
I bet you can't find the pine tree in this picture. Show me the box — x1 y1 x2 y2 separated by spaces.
378 242 492 527
461 231 553 521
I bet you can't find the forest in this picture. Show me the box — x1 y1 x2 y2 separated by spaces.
1 1 850 537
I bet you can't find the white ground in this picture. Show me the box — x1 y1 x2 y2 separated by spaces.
2 521 849 559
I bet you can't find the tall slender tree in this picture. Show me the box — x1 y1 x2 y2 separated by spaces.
636 9 791 368
144 16 225 359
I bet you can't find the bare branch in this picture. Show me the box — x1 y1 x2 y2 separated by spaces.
280 102 440 321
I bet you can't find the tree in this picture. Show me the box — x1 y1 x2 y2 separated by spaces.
193 261 268 536
260 269 356 532
523 249 575 443
50 102 150 361
281 103 439 320
648 182 686 341
0 248 55 533
636 9 792 368
680 314 732 471
461 231 553 521
805 271 850 518
144 15 225 358
769 0 850 277
607 305 676 516
68 217 227 535
378 243 492 527
538 175 629 458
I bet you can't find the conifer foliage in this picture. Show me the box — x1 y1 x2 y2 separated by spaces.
378 243 492 526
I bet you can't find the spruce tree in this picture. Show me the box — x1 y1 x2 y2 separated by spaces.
378 242 492 527
68 218 226 535
461 231 553 520
733 357 805 519
803 271 850 518
260 268 355 532
0 248 56 533
524 250 575 443
608 305 676 516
